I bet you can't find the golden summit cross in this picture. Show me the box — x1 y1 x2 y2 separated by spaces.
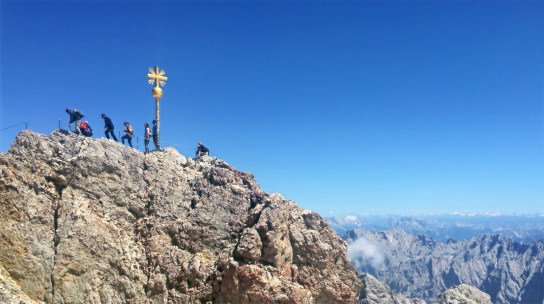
147 66 168 150
147 66 168 88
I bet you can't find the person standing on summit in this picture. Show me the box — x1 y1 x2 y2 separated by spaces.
66 108 84 135
101 113 118 141
143 122 152 154
152 120 161 151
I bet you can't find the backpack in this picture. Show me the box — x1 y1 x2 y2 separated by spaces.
80 121 93 136
73 109 84 119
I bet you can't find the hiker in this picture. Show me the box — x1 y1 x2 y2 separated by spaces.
101 114 118 141
121 122 135 147
152 120 162 151
80 121 93 137
143 122 152 154
66 108 84 135
195 142 209 159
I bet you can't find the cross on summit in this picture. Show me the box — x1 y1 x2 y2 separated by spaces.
147 66 168 87
147 65 168 151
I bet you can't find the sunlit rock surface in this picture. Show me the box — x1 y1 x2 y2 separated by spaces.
435 284 492 304
0 130 362 304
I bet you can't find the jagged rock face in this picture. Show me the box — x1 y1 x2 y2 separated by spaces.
357 274 426 304
435 284 492 304
0 130 362 304
344 228 544 304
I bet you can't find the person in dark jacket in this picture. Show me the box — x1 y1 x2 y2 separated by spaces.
66 108 84 135
195 142 209 159
152 120 162 151
101 114 118 141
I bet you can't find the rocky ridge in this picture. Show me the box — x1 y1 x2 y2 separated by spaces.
0 130 362 303
345 228 544 304
357 273 425 304
435 284 492 304
356 274 492 304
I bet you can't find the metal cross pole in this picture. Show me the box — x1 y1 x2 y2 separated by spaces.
147 66 168 149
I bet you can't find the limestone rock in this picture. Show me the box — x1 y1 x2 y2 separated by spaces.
0 130 362 303
358 273 426 304
434 284 492 304
345 228 544 303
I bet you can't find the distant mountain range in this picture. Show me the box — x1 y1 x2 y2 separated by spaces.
326 213 544 244
344 228 544 304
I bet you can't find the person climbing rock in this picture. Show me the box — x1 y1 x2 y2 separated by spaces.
101 114 118 141
195 141 209 159
121 122 134 147
80 121 93 137
66 108 84 135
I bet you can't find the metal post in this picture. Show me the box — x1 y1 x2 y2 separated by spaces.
25 121 28 129
137 136 139 150
147 66 167 151
156 97 160 149
58 119 61 130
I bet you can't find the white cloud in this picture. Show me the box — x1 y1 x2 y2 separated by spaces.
344 215 357 222
347 237 384 269
485 212 502 217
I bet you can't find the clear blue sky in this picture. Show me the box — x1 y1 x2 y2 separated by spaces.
1 0 543 216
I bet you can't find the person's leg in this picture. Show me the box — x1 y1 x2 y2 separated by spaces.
111 131 118 142
145 139 150 153
75 120 82 135
121 134 127 144
105 130 110 139
128 136 133 147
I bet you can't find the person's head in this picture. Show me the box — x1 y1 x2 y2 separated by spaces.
144 122 149 128
124 121 129 126
198 141 202 146
101 113 106 118
66 108 71 113
153 120 157 125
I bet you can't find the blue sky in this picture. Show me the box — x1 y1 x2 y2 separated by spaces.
1 0 543 216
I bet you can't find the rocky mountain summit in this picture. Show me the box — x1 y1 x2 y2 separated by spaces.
0 130 362 303
345 228 544 304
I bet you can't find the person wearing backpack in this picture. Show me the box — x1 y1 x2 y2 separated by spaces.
195 141 209 159
66 108 84 135
121 122 135 147
80 121 93 137
101 114 118 141
143 122 152 154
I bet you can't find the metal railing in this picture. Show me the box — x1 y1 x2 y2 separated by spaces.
1 120 191 155
0 121 27 132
